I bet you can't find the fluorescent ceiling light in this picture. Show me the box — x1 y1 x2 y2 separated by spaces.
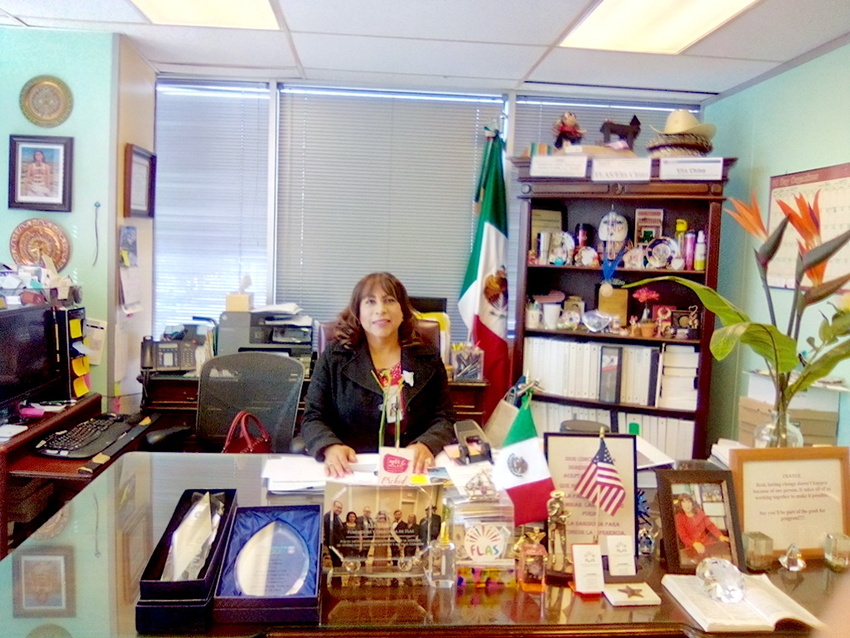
131 0 278 30
560 0 760 55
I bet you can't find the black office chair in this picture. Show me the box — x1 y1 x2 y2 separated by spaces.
196 352 305 453
147 351 305 453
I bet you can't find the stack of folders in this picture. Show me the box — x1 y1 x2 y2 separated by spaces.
656 345 699 411
523 337 661 406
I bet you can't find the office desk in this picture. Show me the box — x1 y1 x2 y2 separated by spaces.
0 394 105 556
0 452 836 638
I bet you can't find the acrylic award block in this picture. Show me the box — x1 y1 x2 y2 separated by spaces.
451 492 517 588
136 489 238 635
214 504 322 624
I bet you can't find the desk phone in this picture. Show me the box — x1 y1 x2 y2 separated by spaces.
141 337 197 372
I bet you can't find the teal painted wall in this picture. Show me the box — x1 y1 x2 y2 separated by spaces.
1 27 115 401
706 42 850 447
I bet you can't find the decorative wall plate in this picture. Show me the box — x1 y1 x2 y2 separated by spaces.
20 75 74 128
647 237 679 268
10 218 71 271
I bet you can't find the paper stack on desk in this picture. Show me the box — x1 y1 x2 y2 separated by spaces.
0 424 27 442
262 453 382 491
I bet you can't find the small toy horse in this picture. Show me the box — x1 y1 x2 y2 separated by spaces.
600 115 641 149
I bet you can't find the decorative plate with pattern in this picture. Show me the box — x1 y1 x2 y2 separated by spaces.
10 218 71 271
20 75 74 128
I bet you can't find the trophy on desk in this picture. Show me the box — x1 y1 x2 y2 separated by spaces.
547 490 570 577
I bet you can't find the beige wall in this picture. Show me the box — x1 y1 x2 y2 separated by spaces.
112 36 157 411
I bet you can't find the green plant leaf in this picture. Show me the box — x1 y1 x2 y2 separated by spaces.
626 276 749 325
831 311 850 338
788 339 850 395
756 216 790 269
710 322 798 372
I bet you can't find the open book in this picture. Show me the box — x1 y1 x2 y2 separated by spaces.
662 573 825 633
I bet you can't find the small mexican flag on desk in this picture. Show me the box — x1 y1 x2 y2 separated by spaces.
493 393 555 525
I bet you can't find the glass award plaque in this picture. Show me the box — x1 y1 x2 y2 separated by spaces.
235 521 310 596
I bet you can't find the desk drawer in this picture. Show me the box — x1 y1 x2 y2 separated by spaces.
144 377 199 408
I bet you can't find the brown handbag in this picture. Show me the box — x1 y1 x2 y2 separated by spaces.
222 410 272 453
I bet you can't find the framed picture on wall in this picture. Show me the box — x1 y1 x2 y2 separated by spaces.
13 546 76 617
8 135 73 212
124 143 156 217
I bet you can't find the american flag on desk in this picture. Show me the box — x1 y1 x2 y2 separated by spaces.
574 438 625 516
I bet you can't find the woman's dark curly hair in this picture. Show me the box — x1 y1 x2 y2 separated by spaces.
334 272 423 348
674 493 701 515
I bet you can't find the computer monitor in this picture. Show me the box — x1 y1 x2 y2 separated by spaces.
0 305 61 416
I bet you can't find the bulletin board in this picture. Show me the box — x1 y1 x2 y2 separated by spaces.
767 161 850 290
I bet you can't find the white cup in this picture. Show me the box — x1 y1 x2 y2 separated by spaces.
542 303 561 330
526 307 542 329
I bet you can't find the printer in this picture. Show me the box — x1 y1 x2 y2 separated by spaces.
218 309 313 374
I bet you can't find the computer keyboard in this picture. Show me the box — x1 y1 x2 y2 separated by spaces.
34 414 133 459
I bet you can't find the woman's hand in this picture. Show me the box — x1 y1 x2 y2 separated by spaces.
324 444 357 478
692 541 706 555
408 442 434 475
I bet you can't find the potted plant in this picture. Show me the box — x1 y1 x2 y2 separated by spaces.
632 287 660 337
634 192 850 446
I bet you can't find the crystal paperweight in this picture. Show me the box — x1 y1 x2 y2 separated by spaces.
695 558 744 603
581 309 612 333
826 533 850 572
778 543 806 572
742 531 773 572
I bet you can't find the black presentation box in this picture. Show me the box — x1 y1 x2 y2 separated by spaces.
213 504 322 624
135 489 238 634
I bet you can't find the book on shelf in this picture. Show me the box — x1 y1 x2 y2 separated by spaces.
662 572 825 633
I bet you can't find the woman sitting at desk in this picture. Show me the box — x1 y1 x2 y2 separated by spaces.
302 272 455 477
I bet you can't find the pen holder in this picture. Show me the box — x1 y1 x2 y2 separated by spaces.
451 344 484 382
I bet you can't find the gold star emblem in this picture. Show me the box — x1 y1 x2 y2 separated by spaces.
618 585 644 598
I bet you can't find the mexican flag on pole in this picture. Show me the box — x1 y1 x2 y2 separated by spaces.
458 129 510 419
493 392 555 526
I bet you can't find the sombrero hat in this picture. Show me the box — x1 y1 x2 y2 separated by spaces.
651 109 715 140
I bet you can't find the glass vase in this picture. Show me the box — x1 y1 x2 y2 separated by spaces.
753 408 804 448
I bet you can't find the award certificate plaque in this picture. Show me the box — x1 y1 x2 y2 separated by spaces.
235 521 309 596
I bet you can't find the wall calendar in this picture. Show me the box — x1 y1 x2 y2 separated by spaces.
768 162 850 290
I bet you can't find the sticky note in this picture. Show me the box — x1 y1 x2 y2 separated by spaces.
72 356 90 376
73 375 90 397
69 318 83 338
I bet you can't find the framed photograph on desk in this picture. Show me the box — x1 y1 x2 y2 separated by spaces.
13 546 75 617
656 468 744 574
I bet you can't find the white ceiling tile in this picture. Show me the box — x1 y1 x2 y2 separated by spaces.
279 0 589 45
123 25 297 68
301 68 514 92
530 47 778 94
292 32 543 79
688 0 850 61
0 0 146 23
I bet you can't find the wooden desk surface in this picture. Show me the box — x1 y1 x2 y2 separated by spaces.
0 452 837 638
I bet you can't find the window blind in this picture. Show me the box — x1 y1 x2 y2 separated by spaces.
276 87 504 342
153 80 270 334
